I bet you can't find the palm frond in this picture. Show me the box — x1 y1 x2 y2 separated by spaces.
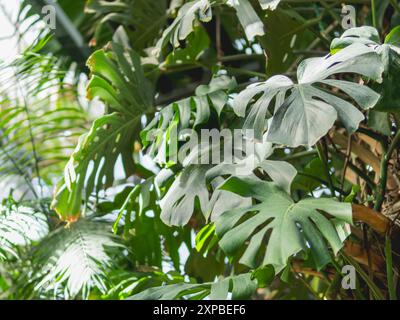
0 37 90 198
0 203 48 260
32 219 123 299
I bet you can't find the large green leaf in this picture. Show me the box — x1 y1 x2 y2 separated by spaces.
52 113 141 220
161 129 296 226
228 0 265 41
160 165 210 226
85 0 168 50
52 33 154 220
142 75 236 166
204 134 297 193
128 273 257 300
330 26 381 51
154 0 212 56
155 0 268 57
331 26 400 112
215 177 352 272
234 43 383 147
206 177 252 221
159 122 296 226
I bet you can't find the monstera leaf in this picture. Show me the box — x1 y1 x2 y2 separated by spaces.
52 35 154 221
215 177 352 272
330 26 381 51
160 165 210 226
159 165 252 226
227 0 265 41
185 133 297 193
233 43 383 147
128 273 257 300
142 75 236 166
206 177 252 221
85 0 168 50
155 0 268 56
161 130 297 226
154 0 212 56
331 26 400 112
209 155 296 194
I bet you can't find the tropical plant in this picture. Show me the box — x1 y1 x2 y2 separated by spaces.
1 0 400 301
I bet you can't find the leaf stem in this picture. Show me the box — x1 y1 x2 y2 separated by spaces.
371 0 377 28
385 233 397 300
340 134 352 201
374 129 400 211
282 149 318 161
316 141 335 196
224 66 267 79
390 0 400 13
329 146 376 192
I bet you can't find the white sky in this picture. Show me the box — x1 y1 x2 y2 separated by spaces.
0 0 41 62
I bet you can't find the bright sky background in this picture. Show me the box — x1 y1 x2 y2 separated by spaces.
0 0 41 62
0 0 21 61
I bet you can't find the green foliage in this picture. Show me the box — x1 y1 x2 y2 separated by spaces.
0 38 89 193
1 0 400 301
52 31 154 220
331 26 400 112
129 273 257 300
215 177 352 272
0 203 48 260
32 219 123 299
235 44 382 146
86 0 168 51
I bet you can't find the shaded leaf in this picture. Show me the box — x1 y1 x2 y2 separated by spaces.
216 177 352 272
128 273 257 300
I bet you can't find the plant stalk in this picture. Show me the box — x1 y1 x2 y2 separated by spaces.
385 233 397 300
374 129 400 211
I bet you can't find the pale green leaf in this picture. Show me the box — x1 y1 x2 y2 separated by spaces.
216 177 352 272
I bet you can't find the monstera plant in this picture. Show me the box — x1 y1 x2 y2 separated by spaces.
1 0 400 301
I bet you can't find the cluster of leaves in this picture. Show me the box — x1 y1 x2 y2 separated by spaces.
1 0 400 300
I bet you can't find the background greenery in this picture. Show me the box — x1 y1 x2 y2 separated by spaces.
1 0 400 300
